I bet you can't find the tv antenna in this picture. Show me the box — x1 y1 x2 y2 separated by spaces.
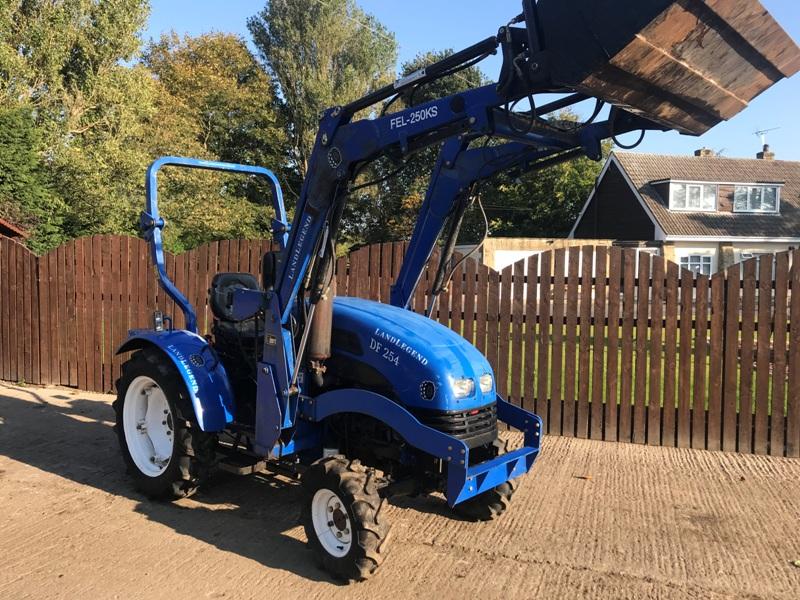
754 127 780 146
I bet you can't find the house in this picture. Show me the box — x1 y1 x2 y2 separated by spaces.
0 217 26 241
569 147 800 274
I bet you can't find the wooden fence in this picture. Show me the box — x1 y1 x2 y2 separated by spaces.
1 235 799 457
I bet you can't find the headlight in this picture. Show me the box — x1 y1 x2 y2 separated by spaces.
479 373 493 394
450 377 475 398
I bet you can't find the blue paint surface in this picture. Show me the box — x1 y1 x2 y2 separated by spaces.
332 296 495 412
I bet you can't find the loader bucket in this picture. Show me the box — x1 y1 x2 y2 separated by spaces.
534 0 800 134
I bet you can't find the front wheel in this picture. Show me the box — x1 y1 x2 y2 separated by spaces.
301 456 391 582
452 479 517 521
113 349 216 499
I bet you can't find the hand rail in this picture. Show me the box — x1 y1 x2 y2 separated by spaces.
142 156 287 333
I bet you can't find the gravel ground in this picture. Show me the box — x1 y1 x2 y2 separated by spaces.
1 382 799 600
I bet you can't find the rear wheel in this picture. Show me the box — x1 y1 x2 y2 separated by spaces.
453 479 517 521
301 456 391 582
114 349 216 499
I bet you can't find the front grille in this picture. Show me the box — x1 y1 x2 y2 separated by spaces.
414 403 497 447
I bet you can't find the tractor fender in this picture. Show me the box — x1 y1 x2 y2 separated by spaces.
116 329 235 432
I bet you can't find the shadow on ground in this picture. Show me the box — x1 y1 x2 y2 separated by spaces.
0 383 335 583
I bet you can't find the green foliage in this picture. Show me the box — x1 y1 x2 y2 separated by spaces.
0 0 607 255
248 0 397 178
0 105 66 253
341 50 486 247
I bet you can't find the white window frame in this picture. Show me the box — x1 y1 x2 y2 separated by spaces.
669 181 718 212
733 185 780 214
679 254 713 276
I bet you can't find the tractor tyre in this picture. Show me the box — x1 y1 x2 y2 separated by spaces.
452 479 517 521
113 348 216 500
301 455 391 582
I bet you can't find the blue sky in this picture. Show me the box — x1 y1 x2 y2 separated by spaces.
144 0 800 160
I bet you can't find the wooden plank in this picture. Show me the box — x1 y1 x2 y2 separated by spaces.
786 249 800 458
605 248 622 442
498 265 512 399
511 260 525 408
22 243 33 384
173 249 186 330
66 241 78 386
722 263 742 452
677 269 693 449
753 255 773 455
633 252 650 445
576 246 593 439
105 235 122 392
369 244 381 303
74 238 87 390
451 258 465 338
563 248 580 438
474 263 489 354
380 242 392 304
0 238 8 380
591 246 608 440
352 247 369 300
738 259 757 454
101 237 113 392
548 248 564 437
707 272 725 452
463 258 477 347
619 250 637 443
91 237 103 393
195 243 209 334
647 255 664 446
692 275 710 450
56 243 67 384
538 252 554 428
83 237 96 392
770 253 789 457
524 254 539 415
486 268 501 379
36 245 50 384
335 255 348 299
10 240 20 381
30 250 41 384
662 261 679 447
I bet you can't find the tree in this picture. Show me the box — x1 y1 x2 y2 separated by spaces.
341 49 486 246
0 0 154 246
248 0 397 180
473 111 611 240
0 106 66 253
142 32 292 251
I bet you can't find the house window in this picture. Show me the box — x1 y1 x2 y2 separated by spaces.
734 185 779 213
670 182 716 211
680 255 712 275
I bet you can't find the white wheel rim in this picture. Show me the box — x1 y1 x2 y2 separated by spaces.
123 376 174 477
311 488 352 557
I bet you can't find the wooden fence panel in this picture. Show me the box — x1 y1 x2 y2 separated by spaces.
591 246 608 440
524 254 539 416
771 253 789 457
648 256 664 446
605 247 622 442
619 249 636 443
754 255 773 455
548 248 564 436
1 238 798 458
510 261 525 407
633 252 650 445
692 275 709 450
537 252 553 430
662 262 680 447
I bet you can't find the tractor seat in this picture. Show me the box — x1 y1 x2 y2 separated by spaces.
209 272 262 323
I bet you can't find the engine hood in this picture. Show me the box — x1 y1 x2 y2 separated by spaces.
331 297 495 411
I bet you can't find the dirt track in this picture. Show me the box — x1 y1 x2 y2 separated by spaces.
1 382 799 599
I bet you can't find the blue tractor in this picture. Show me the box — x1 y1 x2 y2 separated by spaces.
112 0 799 581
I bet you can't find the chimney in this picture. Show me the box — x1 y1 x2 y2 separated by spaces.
694 147 714 157
757 144 775 160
